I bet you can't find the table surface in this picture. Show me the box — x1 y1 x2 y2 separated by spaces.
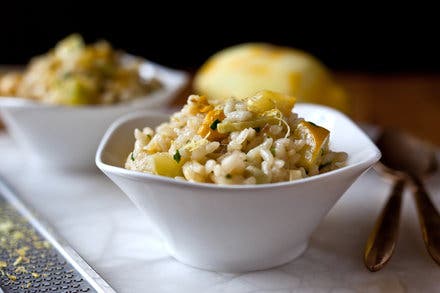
1 133 440 292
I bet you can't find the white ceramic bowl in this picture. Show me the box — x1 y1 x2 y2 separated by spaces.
0 61 188 170
96 104 381 272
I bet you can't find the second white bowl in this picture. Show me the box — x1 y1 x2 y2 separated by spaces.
0 61 188 170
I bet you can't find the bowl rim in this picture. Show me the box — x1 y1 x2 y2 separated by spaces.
0 60 188 111
96 103 381 190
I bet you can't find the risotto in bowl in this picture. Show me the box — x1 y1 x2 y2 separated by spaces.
96 92 380 272
125 91 347 184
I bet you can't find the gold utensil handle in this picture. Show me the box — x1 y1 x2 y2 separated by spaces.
364 178 405 272
412 176 440 265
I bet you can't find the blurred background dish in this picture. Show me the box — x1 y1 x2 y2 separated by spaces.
0 34 188 170
0 34 162 105
0 62 188 171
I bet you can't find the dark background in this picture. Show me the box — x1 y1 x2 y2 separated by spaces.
2 6 438 73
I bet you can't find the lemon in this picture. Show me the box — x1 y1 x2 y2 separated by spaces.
246 90 296 117
295 121 330 170
194 43 350 114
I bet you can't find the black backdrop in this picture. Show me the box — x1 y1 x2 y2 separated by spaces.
2 5 438 73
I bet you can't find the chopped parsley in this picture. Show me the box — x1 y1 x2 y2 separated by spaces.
253 127 261 133
173 150 181 163
270 147 276 155
210 119 221 130
225 174 232 179
130 152 135 161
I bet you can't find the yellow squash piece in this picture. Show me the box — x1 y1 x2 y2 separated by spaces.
247 90 296 116
197 109 227 140
295 121 330 171
147 152 184 178
48 76 99 105
192 95 214 114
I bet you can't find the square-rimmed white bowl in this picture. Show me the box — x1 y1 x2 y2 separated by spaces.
0 61 188 170
96 104 381 272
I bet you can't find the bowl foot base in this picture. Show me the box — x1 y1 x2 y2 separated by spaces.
168 242 309 273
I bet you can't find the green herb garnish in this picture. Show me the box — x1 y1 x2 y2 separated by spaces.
146 134 152 139
270 147 276 155
225 174 232 179
253 127 261 133
130 152 135 161
173 150 181 163
210 119 221 130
